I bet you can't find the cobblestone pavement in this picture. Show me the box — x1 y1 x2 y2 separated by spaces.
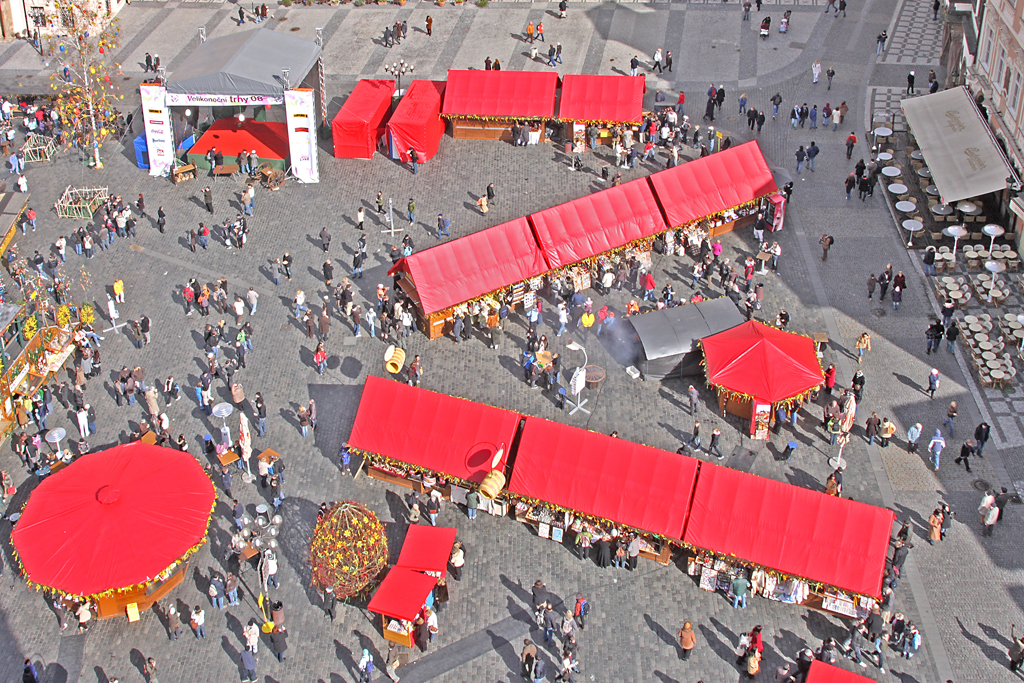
0 1 1020 682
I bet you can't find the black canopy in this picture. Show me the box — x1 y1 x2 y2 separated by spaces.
628 297 745 380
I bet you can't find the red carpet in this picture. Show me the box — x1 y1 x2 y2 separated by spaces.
190 119 289 161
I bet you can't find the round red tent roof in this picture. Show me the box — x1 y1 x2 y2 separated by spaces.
12 442 216 598
702 320 824 404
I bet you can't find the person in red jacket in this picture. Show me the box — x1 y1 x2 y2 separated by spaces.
642 271 656 301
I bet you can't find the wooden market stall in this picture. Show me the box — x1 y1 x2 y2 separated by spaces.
0 191 30 255
556 74 646 149
701 320 824 437
348 375 521 515
648 140 778 240
11 442 216 620
441 70 558 142
683 461 896 615
506 416 699 565
331 78 396 159
389 217 549 339
367 525 456 647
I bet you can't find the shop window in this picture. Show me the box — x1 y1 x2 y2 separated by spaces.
29 7 46 27
997 48 1008 88
982 28 995 69
1010 72 1023 115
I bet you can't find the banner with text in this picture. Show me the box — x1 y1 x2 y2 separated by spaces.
285 88 319 184
165 93 284 107
140 83 174 177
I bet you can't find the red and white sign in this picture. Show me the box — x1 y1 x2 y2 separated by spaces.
140 83 174 177
285 88 319 184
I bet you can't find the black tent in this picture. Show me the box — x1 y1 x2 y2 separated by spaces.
628 297 745 380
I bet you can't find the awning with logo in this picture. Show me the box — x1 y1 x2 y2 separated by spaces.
901 86 1016 203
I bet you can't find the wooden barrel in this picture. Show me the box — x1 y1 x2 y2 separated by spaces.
384 345 406 374
479 469 505 499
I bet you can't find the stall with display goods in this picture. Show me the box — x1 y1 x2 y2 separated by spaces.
506 416 700 566
556 74 646 151
682 462 896 618
700 320 824 437
389 217 549 339
441 70 558 142
648 141 779 246
348 375 521 515
10 442 216 620
367 525 456 648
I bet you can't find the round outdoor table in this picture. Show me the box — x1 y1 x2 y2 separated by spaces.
877 152 893 163
982 352 998 361
873 126 893 137
979 341 995 351
993 251 1007 260
888 183 908 194
902 219 924 232
918 167 932 178
978 250 991 259
584 365 606 391
896 201 917 213
958 201 979 214
931 204 953 215
1010 321 1024 330
1004 313 1018 322
911 150 924 161
882 166 902 178
1015 329 1024 342
941 276 956 286
926 185 940 196
1008 251 1019 259
978 273 991 281
976 333 990 343
969 323 984 333
991 369 1006 382
965 315 980 324
949 290 964 300
988 359 1004 370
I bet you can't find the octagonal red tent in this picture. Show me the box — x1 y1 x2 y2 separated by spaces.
12 442 215 614
702 320 823 404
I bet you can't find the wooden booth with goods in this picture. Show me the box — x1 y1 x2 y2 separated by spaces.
556 74 646 150
701 320 824 438
683 462 896 616
507 416 699 565
367 525 457 647
648 140 778 246
348 375 521 515
0 191 29 255
389 217 549 339
441 70 558 142
331 79 396 159
11 442 216 619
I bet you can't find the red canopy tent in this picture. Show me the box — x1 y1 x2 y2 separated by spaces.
349 376 522 484
331 79 396 159
396 526 457 573
367 566 439 621
386 80 446 163
508 417 700 541
528 176 668 269
12 442 215 604
683 462 895 597
442 70 558 119
702 321 823 404
557 75 646 124
388 216 548 317
648 141 777 229
805 660 877 683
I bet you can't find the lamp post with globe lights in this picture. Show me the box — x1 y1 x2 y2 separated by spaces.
384 60 414 95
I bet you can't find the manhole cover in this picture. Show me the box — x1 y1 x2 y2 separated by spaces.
871 307 887 318
972 478 991 492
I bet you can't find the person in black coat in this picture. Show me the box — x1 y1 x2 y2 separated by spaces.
596 537 612 567
270 626 288 662
415 618 430 652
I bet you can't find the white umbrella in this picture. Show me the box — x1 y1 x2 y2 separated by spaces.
239 413 253 477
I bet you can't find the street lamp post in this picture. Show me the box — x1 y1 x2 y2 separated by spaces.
384 60 414 95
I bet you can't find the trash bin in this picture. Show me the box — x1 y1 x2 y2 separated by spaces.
564 141 572 154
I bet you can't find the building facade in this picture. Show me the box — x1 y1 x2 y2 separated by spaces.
0 0 127 42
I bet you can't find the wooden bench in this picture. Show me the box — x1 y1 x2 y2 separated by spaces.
212 164 239 178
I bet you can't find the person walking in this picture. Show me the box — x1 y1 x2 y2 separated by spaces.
907 71 916 94
980 492 999 536
928 429 945 470
907 422 922 453
678 621 697 660
943 400 958 436
203 187 214 214
806 141 819 171
819 233 833 260
845 132 857 159
955 439 975 472
855 332 871 362
877 30 887 54
795 145 806 173
927 368 941 398
975 422 991 456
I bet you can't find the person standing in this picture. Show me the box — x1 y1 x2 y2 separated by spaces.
928 429 945 470
877 30 887 54
630 55 639 77
907 71 916 94
819 233 834 260
806 141 819 171
732 573 750 609
240 650 258 683
907 422 922 453
846 132 857 159
943 400 958 436
855 332 871 362
409 148 419 175
203 187 214 214
980 493 999 536
795 145 806 173
955 439 976 471
466 486 479 519
678 621 697 660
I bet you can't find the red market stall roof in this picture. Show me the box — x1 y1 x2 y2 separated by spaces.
388 217 548 315
702 320 824 404
396 526 458 574
332 79 396 159
648 141 777 228
349 376 521 483
805 661 877 683
442 70 558 119
683 463 895 597
508 417 700 540
12 442 216 598
529 177 668 269
557 74 646 124
387 80 446 163
367 566 438 621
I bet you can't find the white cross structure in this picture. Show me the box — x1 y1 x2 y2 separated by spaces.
102 295 129 335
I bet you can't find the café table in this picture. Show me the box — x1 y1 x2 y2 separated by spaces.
965 315 980 324
876 152 893 164
896 201 918 214
969 323 984 333
926 185 940 196
957 200 979 214
949 290 964 300
988 359 1004 370
931 204 953 216
918 167 932 178
911 150 924 161
982 351 998 362
991 368 1007 384
979 341 995 351
882 166 902 178
873 126 893 137
888 183 908 195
